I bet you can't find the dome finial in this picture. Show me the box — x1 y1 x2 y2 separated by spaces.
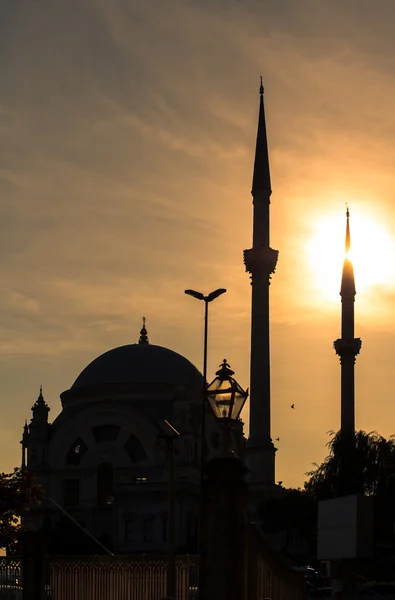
259 76 264 96
138 316 149 345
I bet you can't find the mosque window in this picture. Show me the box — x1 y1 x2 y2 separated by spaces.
66 438 88 466
97 462 114 506
92 424 120 443
123 434 147 463
63 479 80 506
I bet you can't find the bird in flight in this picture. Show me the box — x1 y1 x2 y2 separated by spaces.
291 404 295 409
275 437 280 441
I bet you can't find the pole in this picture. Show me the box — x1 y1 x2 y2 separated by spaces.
201 298 209 471
198 300 209 546
198 455 248 600
167 437 176 599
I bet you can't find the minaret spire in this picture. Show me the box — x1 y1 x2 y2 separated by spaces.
244 81 279 486
345 205 351 254
252 77 271 196
334 208 362 435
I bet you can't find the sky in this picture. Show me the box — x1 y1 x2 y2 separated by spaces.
1 0 395 488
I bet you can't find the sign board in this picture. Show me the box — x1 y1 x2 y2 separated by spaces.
317 495 374 560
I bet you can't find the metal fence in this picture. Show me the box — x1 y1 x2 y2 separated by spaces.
0 557 22 598
46 555 198 600
0 540 304 600
0 555 197 600
247 524 307 600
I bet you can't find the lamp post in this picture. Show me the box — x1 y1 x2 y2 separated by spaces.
206 359 249 454
184 288 226 538
200 359 249 600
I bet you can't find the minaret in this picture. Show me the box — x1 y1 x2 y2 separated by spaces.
27 386 50 469
334 209 362 434
244 80 279 486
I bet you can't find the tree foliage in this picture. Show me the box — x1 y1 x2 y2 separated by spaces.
305 430 395 500
259 430 395 563
0 468 43 550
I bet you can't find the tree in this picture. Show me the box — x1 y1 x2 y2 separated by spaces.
258 430 395 566
306 430 395 554
0 468 43 551
305 430 395 500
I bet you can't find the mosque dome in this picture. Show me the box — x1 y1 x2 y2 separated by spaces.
71 343 203 390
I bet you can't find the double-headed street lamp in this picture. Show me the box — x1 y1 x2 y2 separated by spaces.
184 288 227 391
184 288 226 540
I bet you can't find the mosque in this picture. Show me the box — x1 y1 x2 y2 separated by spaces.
20 83 358 554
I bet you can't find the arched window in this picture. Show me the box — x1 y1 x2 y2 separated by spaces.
97 462 114 506
66 438 88 466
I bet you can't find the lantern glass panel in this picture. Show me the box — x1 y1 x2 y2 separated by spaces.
206 379 247 421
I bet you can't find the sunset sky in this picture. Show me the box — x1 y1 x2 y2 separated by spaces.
1 0 395 488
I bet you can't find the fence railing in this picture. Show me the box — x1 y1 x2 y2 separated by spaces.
247 523 307 600
0 557 22 584
0 537 304 600
45 555 198 600
0 557 23 599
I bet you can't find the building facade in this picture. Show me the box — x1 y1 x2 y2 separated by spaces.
21 322 246 554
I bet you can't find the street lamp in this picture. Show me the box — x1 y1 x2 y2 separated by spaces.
185 288 226 466
198 360 248 600
206 359 249 453
184 287 227 398
184 288 226 546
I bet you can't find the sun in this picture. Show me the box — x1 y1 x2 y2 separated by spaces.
307 209 395 300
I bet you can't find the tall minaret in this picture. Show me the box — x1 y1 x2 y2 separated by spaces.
244 80 279 486
334 208 362 434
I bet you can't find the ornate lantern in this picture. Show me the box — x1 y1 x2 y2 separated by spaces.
206 360 248 452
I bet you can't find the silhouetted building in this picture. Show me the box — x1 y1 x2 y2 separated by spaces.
244 80 278 487
333 209 362 434
21 321 244 554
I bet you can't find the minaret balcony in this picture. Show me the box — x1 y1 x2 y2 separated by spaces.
333 338 362 359
243 245 278 277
